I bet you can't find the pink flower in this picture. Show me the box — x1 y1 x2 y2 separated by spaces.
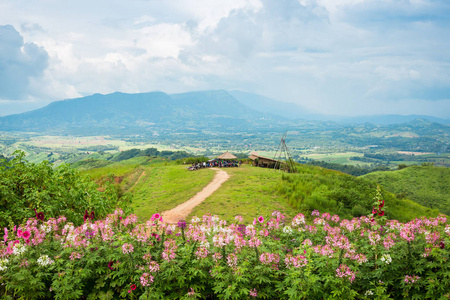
140 273 154 286
122 243 134 254
258 216 264 224
3 227 8 243
249 288 258 297
187 288 196 297
336 264 356 283
130 284 137 290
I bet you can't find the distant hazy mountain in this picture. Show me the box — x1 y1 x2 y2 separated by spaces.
0 90 273 133
324 114 450 125
1 90 448 136
229 90 309 119
229 90 449 125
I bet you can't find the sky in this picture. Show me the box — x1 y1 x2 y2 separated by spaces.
0 0 449 118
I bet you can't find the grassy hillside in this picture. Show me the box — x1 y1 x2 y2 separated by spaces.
189 166 296 222
79 158 216 222
362 165 450 215
75 158 440 224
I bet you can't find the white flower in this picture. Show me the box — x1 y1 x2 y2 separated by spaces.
13 243 27 256
445 225 450 235
191 217 201 224
380 254 392 264
0 258 9 271
211 216 220 223
37 255 54 267
365 290 374 296
200 240 210 249
40 224 51 233
282 226 293 235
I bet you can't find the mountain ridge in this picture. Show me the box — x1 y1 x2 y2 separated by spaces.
0 90 448 135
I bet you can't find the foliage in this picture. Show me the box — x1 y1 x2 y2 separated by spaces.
110 148 192 162
277 165 439 222
1 207 449 299
0 151 130 230
299 160 389 176
362 165 450 215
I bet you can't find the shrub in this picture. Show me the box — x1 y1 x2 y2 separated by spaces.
1 208 449 299
0 150 129 229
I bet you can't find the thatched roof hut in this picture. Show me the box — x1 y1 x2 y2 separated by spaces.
217 151 237 160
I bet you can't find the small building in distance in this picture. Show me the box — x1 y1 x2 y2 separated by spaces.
249 152 280 168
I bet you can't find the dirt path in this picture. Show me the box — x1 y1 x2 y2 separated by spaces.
161 168 230 224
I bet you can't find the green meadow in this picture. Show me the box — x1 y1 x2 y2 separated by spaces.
362 165 450 215
78 159 441 224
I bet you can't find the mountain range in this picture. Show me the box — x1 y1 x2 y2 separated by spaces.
0 90 449 153
1 90 449 133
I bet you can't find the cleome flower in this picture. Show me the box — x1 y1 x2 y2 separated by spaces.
12 243 27 256
0 258 9 271
37 255 54 267
380 254 392 264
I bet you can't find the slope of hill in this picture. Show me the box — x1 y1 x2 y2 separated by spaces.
76 158 439 223
362 165 450 215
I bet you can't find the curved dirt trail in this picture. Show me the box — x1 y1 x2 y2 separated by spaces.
161 168 230 224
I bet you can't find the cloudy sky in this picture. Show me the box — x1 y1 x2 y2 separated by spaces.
1 0 449 117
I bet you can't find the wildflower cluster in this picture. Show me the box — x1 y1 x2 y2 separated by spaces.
0 208 449 299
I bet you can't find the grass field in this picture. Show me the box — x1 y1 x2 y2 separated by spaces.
74 157 444 224
129 165 216 222
362 165 450 215
189 165 295 223
302 152 371 166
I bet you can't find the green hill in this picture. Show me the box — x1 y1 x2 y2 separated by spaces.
362 165 450 215
76 158 439 223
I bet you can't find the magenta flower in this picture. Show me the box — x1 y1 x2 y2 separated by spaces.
90 211 95 220
130 284 137 290
22 230 31 240
258 216 264 224
177 220 186 229
151 213 161 221
108 261 115 270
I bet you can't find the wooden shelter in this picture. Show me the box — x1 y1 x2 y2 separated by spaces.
217 151 237 160
249 152 280 168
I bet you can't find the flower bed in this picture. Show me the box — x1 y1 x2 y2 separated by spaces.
1 209 449 299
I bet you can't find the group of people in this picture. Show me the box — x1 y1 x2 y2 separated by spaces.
187 159 241 171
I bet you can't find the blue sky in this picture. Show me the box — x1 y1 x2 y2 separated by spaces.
0 0 449 117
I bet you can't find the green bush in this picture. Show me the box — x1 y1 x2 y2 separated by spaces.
0 150 130 229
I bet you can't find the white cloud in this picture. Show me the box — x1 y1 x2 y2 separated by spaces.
0 0 449 117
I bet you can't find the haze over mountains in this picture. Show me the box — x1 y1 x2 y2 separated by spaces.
1 90 449 134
